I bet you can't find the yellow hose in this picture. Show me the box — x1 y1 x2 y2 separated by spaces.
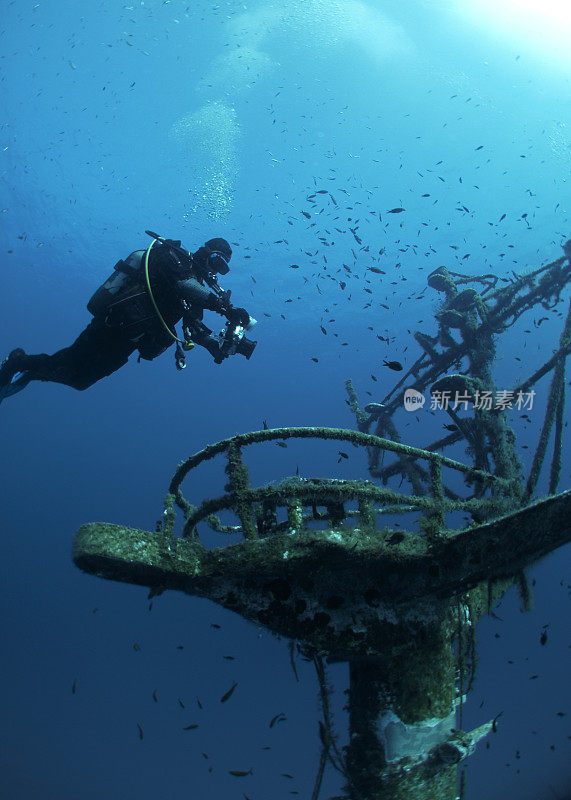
143 240 194 350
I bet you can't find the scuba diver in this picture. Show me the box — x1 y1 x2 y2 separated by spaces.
0 231 257 404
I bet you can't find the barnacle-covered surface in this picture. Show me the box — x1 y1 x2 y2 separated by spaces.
74 487 570 656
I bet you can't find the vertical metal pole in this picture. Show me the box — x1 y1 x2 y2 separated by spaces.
226 441 257 540
287 500 304 531
358 496 376 529
344 628 459 800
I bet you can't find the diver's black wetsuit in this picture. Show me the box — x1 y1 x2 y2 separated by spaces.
8 321 137 391
1 239 250 393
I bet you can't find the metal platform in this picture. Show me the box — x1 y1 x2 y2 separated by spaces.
73 479 571 656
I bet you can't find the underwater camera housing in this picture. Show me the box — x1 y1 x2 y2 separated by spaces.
219 317 257 360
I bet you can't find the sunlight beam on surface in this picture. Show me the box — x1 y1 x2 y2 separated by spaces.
459 0 571 68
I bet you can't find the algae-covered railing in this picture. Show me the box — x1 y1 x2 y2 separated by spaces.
165 426 516 544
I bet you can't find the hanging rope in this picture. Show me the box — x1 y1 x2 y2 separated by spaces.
525 298 571 500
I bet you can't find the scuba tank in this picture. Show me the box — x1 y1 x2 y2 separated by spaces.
87 252 144 317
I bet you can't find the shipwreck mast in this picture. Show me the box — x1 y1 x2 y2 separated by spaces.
73 242 571 799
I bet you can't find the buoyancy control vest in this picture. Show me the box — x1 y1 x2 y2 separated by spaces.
87 246 189 359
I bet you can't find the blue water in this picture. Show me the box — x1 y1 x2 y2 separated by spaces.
1 2 570 798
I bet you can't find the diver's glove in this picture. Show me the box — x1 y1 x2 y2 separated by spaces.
227 306 253 328
218 289 232 310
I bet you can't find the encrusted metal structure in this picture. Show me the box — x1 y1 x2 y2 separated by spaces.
74 241 571 800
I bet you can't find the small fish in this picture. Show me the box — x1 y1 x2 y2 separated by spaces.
281 773 294 779
540 629 548 645
72 678 78 694
337 451 349 460
368 267 385 274
301 211 311 219
133 642 142 651
370 374 377 382
196 696 203 709
211 623 221 629
387 208 405 213
263 420 268 430
443 424 458 432
320 325 327 335
475 145 484 150
229 768 253 777
269 713 286 728
137 723 144 740
289 264 300 269
220 681 238 703
223 655 235 661
178 698 185 708
499 213 506 222
311 357 319 363
183 723 199 730
383 360 403 371
276 442 288 448
152 689 158 703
